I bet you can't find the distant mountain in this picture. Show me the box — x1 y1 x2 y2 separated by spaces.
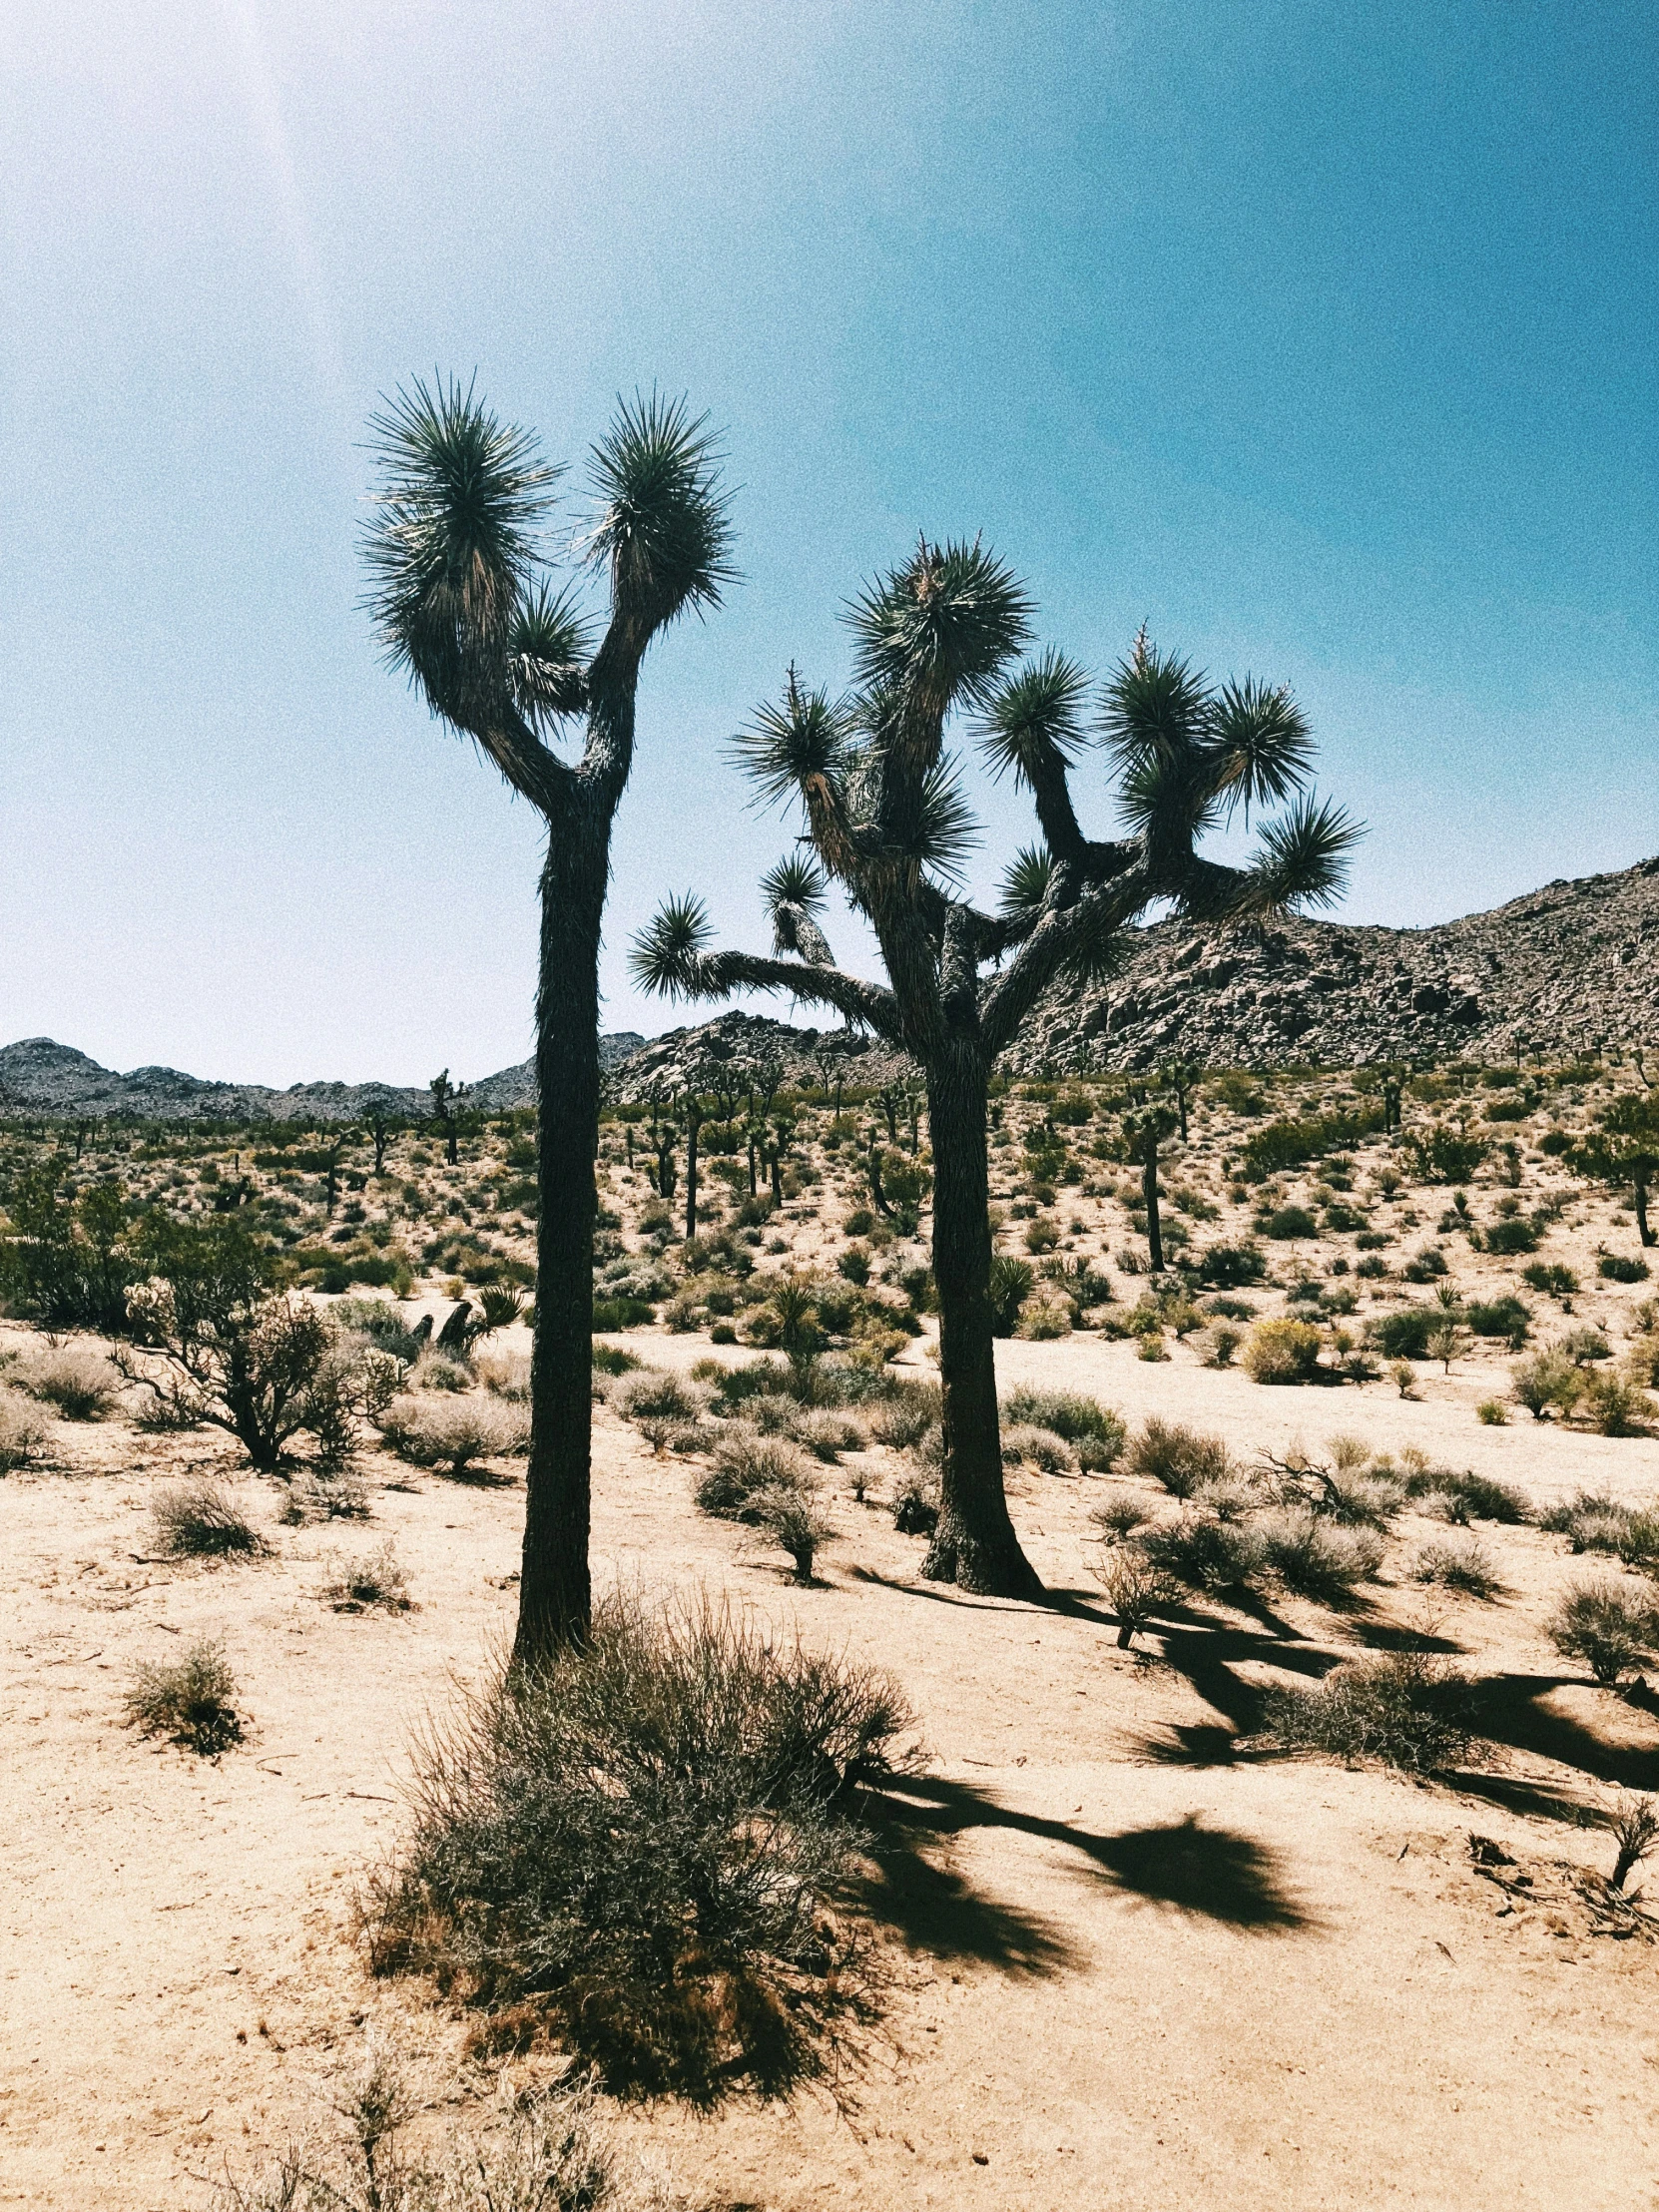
6 855 1656 1117
0 1035 645 1124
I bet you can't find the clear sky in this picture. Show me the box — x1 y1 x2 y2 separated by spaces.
3 1 1654 1087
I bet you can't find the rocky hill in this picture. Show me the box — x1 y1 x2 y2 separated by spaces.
6 856 1655 1118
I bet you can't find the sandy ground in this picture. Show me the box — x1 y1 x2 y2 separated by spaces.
6 1322 1659 2211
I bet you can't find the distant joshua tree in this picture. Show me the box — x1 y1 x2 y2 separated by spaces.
633 550 1357 1598
364 381 733 1658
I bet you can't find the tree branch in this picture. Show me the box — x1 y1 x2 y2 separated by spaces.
681 949 906 1046
979 865 1153 1059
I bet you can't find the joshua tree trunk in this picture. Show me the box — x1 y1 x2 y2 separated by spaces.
1143 1152 1164 1272
515 819 609 1661
1637 1172 1653 1248
920 1047 1043 1597
684 1096 704 1240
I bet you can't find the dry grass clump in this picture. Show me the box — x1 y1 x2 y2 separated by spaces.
362 1595 911 2106
378 1394 527 1479
1127 1416 1232 1498
747 1485 836 1583
150 1478 267 1559
475 1350 532 1402
865 1381 941 1450
611 1371 709 1424
322 1540 412 1612
1002 1387 1126 1471
1547 1578 1659 1686
1094 1547 1180 1648
795 1407 867 1462
124 1637 243 1755
1001 1422 1074 1473
1260 1649 1475 1774
14 1342 122 1419
0 1386 50 1471
1404 1463 1531 1525
218 2055 677 2212
1089 1491 1152 1543
1410 1534 1502 1599
408 1352 473 1394
1257 1510 1382 1602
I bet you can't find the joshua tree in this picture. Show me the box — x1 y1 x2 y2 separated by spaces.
427 1069 471 1166
1121 1103 1179 1273
1160 1058 1197 1143
364 380 733 1658
361 1095 399 1175
1575 1092 1659 1248
631 544 1356 1597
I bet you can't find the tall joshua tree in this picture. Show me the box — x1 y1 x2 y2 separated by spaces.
632 543 1356 1599
364 381 733 1659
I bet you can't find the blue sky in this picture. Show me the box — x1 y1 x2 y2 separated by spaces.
3 0 1654 1085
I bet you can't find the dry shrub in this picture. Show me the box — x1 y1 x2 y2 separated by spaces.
150 1478 267 1559
1089 1491 1151 1543
611 1371 708 1423
1548 1578 1659 1685
408 1352 473 1393
0 1385 49 1471
890 1468 940 1535
865 1381 941 1450
796 1408 866 1462
1261 1649 1475 1773
1411 1535 1501 1599
1259 1510 1382 1601
15 1342 122 1419
362 1595 911 2106
217 2058 676 2212
322 1540 412 1612
125 1636 242 1754
1140 1512 1265 1593
476 1351 531 1402
695 1426 811 1520
379 1394 527 1479
1095 1547 1179 1648
1128 1416 1231 1498
1406 1464 1531 1525
749 1485 835 1583
1001 1422 1073 1473
1538 1489 1630 1551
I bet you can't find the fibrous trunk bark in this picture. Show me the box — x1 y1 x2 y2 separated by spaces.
513 830 606 1665
685 1105 701 1240
1637 1175 1653 1248
1143 1151 1164 1272
921 1046 1043 1599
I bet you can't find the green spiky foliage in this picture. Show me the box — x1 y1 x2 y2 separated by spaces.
631 537 1358 1600
1573 1090 1659 1247
363 379 732 1662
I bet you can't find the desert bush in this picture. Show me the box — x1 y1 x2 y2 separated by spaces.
1599 1253 1652 1284
1260 1649 1475 1772
409 1352 473 1393
1015 1285 1074 1340
1190 1239 1266 1288
15 1342 122 1419
890 1467 940 1535
593 1344 643 1377
1001 1386 1125 1471
1510 1348 1582 1420
1411 1535 1500 1598
1610 1797 1659 1892
476 1351 532 1402
1188 1472 1262 1522
866 1381 942 1450
362 1595 910 2103
1127 1416 1232 1497
1199 1324 1243 1368
0 1386 49 1471
1089 1491 1151 1542
1243 1319 1324 1385
124 1636 242 1754
611 1371 708 1423
1521 1262 1579 1299
1582 1372 1654 1437
1367 1308 1441 1362
378 1394 528 1478
795 1407 866 1462
1464 1296 1531 1346
1263 1205 1319 1242
695 1426 811 1520
331 1298 426 1365
1548 1578 1659 1685
749 1485 835 1583
1404 1127 1488 1183
987 1254 1034 1337
1539 1489 1632 1553
1001 1422 1073 1473
1561 1326 1613 1366
1139 1511 1265 1592
321 1539 412 1612
282 1465 373 1523
1259 1510 1382 1601
1481 1218 1539 1257
150 1478 267 1559
1404 1464 1531 1525
1095 1547 1180 1648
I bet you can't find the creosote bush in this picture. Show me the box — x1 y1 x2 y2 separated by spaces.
1000 1386 1125 1471
150 1478 267 1560
1260 1649 1475 1773
1243 1318 1324 1385
1127 1416 1232 1498
125 1637 243 1755
363 1595 911 2105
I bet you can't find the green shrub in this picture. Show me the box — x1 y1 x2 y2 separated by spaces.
1522 1263 1579 1298
1510 1348 1582 1420
1263 1206 1319 1242
593 1344 644 1377
1190 1240 1267 1288
124 1637 243 1755
1481 1219 1539 1256
1464 1296 1531 1346
1241 1108 1383 1178
1599 1254 1652 1285
593 1297 656 1332
1001 1387 1126 1471
1404 1463 1530 1524
1243 1319 1324 1384
1582 1372 1654 1437
1548 1578 1658 1685
865 1381 941 1450
362 1596 910 2103
1404 1127 1489 1183
1261 1649 1475 1772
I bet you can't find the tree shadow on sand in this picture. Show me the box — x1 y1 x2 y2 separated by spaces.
861 1774 1318 1948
